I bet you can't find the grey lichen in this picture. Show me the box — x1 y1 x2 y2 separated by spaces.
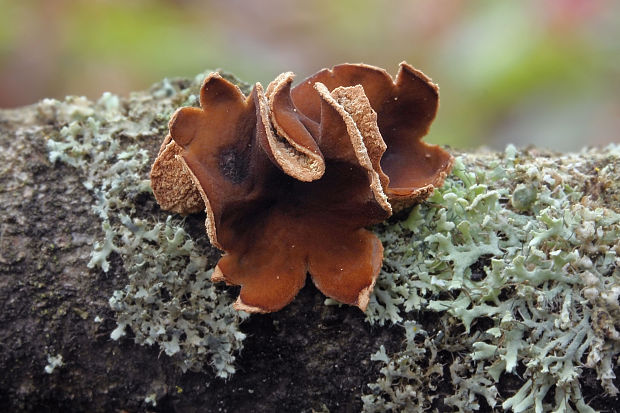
43 72 248 379
44 354 64 374
107 215 248 376
39 67 619 408
364 145 620 412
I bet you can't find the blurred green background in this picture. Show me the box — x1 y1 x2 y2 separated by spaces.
1 0 618 149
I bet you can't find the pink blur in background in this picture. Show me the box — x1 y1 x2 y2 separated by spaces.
0 0 618 150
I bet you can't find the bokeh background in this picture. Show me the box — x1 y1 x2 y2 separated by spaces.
1 0 618 150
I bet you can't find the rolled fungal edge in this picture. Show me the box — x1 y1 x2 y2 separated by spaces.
397 61 439 96
354 236 383 312
356 274 377 311
314 82 392 215
171 151 221 249
258 76 325 182
150 137 204 214
233 297 270 314
386 62 453 211
386 152 455 212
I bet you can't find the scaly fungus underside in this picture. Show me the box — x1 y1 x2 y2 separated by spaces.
151 62 453 313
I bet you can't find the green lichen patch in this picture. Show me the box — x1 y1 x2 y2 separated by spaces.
364 145 620 412
44 72 248 379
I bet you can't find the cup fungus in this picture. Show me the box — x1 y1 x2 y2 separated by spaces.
150 62 453 313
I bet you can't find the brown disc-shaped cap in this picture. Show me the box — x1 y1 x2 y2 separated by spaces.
313 82 391 217
213 79 393 313
292 62 453 210
164 73 275 250
150 63 452 314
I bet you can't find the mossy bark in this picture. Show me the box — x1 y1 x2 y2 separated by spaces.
0 76 618 412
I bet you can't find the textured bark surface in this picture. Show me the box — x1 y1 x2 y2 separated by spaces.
0 79 618 412
0 95 402 413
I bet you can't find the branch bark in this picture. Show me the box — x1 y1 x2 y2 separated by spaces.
0 75 618 412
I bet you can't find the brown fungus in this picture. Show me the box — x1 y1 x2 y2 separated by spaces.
150 63 453 313
291 61 454 210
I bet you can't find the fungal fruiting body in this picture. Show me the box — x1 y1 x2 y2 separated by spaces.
150 62 454 313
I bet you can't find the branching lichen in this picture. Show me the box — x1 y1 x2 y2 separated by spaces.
43 73 248 378
364 145 620 412
39 69 620 407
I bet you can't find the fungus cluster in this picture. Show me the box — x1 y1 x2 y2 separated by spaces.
150 62 453 313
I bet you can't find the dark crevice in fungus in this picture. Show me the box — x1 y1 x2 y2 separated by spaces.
218 147 250 184
150 62 454 313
